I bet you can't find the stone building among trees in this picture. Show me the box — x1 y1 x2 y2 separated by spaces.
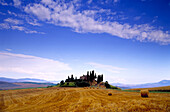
65 70 103 85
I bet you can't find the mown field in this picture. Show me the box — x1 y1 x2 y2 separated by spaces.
0 87 170 112
126 86 170 92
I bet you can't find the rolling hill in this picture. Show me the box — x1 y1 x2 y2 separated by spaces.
0 77 57 90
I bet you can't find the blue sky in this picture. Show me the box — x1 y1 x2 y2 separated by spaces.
0 0 170 84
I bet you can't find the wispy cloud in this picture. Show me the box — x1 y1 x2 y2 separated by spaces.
26 18 41 26
6 49 12 51
0 11 6 15
4 18 23 25
113 0 119 3
24 4 51 21
0 0 170 44
0 0 8 6
0 18 44 34
13 0 21 6
0 52 72 80
87 0 93 4
11 25 25 31
8 10 17 16
134 16 141 21
88 62 126 73
0 23 10 29
23 0 170 44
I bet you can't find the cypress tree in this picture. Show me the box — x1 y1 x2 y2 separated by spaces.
71 74 74 81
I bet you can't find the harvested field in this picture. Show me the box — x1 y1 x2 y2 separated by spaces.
0 87 170 112
127 86 170 92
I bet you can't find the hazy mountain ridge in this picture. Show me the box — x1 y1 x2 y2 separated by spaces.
111 80 170 89
0 81 20 88
1 77 169 90
0 77 49 83
0 77 57 90
0 77 60 83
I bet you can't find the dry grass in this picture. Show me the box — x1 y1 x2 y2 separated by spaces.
127 86 170 91
0 87 169 112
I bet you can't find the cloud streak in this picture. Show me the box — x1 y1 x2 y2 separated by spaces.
0 18 44 34
0 52 72 80
0 0 169 44
23 0 170 44
88 62 126 73
4 18 23 24
13 0 21 6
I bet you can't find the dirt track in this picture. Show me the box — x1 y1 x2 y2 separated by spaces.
0 87 170 112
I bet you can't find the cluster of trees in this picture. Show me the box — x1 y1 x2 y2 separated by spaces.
65 70 103 83
65 74 77 82
59 80 90 87
58 70 119 89
59 80 119 89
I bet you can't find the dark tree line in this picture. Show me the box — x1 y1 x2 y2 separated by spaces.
65 70 103 84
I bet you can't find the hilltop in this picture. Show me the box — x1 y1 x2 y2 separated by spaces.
57 70 119 89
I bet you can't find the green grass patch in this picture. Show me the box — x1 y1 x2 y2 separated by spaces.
60 82 76 87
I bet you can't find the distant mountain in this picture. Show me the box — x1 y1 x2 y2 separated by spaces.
111 80 170 89
0 81 19 88
0 77 60 84
0 77 58 90
0 81 55 90
0 77 49 83
20 82 56 86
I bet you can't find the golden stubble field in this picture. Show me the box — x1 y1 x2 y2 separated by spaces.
0 87 170 112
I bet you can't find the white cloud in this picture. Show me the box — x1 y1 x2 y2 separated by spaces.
26 18 41 26
0 0 8 5
8 10 17 16
4 18 23 25
41 0 53 5
0 52 72 80
11 25 25 31
13 0 21 6
6 49 12 51
106 75 126 83
0 11 6 15
1 18 44 34
23 0 170 44
134 16 141 21
24 4 51 21
0 23 10 29
87 0 93 4
113 0 119 3
88 62 126 73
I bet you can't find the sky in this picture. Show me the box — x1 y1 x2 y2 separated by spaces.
0 0 170 84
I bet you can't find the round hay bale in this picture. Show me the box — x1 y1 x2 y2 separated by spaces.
108 92 112 96
140 89 149 97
